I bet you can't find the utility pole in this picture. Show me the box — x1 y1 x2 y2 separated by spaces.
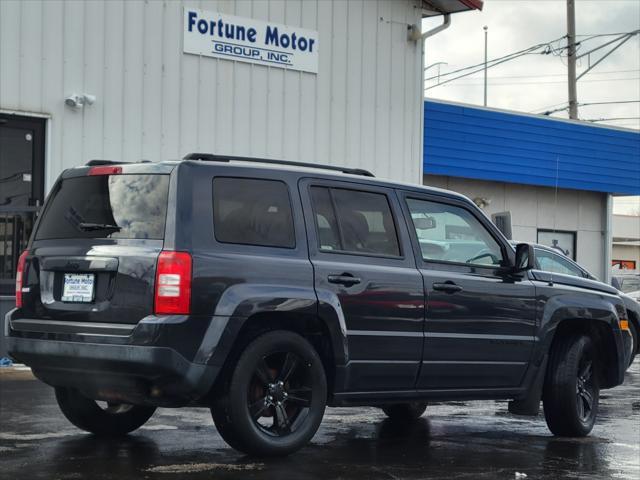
483 25 488 107
567 0 578 119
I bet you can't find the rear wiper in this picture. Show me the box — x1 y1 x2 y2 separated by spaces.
78 222 121 232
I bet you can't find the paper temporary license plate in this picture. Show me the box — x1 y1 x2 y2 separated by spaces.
61 273 95 303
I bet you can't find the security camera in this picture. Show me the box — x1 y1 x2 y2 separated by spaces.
65 94 83 108
64 93 96 108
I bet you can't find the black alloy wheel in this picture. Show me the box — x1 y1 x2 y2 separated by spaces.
575 354 596 423
543 334 600 437
55 387 156 436
212 330 327 456
248 350 315 436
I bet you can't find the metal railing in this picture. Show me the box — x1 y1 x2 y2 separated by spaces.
0 207 37 295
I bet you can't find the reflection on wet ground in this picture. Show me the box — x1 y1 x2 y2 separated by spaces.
1 363 638 480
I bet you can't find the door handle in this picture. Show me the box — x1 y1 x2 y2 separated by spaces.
327 273 361 287
432 281 463 293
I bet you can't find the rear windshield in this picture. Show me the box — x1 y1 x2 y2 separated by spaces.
35 174 170 240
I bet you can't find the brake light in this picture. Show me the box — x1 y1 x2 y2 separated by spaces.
88 166 122 176
154 251 192 315
15 250 29 308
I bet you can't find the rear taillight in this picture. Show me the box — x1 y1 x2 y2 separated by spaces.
154 251 192 315
15 250 29 308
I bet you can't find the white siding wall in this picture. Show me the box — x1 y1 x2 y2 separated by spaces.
424 175 608 279
0 0 424 190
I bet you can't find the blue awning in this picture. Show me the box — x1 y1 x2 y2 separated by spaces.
424 100 640 195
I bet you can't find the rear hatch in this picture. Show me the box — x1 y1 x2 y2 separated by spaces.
19 165 173 324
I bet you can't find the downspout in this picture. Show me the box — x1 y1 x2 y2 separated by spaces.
411 13 451 184
604 194 613 284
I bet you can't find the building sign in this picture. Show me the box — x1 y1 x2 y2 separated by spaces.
183 9 319 73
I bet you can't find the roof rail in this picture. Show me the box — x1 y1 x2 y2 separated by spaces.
182 153 375 177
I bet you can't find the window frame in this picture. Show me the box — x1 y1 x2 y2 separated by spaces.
211 176 296 250
398 191 511 272
304 181 406 261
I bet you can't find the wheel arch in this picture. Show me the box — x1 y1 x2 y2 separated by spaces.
545 317 621 389
205 299 349 400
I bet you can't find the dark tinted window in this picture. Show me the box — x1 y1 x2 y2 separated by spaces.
310 187 400 257
310 187 341 251
35 174 169 240
213 177 295 248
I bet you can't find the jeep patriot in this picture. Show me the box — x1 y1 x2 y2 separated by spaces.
6 154 631 456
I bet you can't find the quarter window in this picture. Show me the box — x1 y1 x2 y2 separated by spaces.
212 178 295 248
405 198 503 267
310 187 400 257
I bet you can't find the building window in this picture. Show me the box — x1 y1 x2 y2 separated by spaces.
537 229 577 260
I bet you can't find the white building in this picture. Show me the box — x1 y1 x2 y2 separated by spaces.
0 0 481 193
0 0 482 358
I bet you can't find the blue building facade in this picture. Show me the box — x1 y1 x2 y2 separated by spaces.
422 99 640 282
424 100 640 195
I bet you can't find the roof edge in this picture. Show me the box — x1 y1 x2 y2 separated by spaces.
425 97 640 135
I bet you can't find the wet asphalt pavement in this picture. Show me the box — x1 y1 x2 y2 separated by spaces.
0 365 639 480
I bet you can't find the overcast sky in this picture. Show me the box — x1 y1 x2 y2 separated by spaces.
423 0 640 214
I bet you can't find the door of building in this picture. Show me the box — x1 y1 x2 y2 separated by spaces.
0 113 45 295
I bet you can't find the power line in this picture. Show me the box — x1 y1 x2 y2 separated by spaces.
580 100 640 107
424 29 640 91
428 76 639 87
424 35 567 83
529 101 569 113
585 117 640 122
533 100 640 115
437 68 640 81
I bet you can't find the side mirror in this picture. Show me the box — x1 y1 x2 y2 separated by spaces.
514 243 535 272
611 277 622 290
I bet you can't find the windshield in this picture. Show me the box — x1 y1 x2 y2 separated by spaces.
35 174 170 240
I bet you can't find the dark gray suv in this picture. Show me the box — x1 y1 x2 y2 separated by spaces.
5 154 631 456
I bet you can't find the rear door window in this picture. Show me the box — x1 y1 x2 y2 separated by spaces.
35 174 170 240
309 186 400 257
212 177 295 248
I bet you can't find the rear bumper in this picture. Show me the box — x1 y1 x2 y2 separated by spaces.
5 309 222 406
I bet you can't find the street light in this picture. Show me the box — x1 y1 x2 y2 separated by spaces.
483 26 488 107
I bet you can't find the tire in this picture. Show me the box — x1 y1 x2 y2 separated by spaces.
543 334 599 437
211 398 250 452
55 387 156 436
381 402 428 422
212 330 327 456
628 320 638 367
